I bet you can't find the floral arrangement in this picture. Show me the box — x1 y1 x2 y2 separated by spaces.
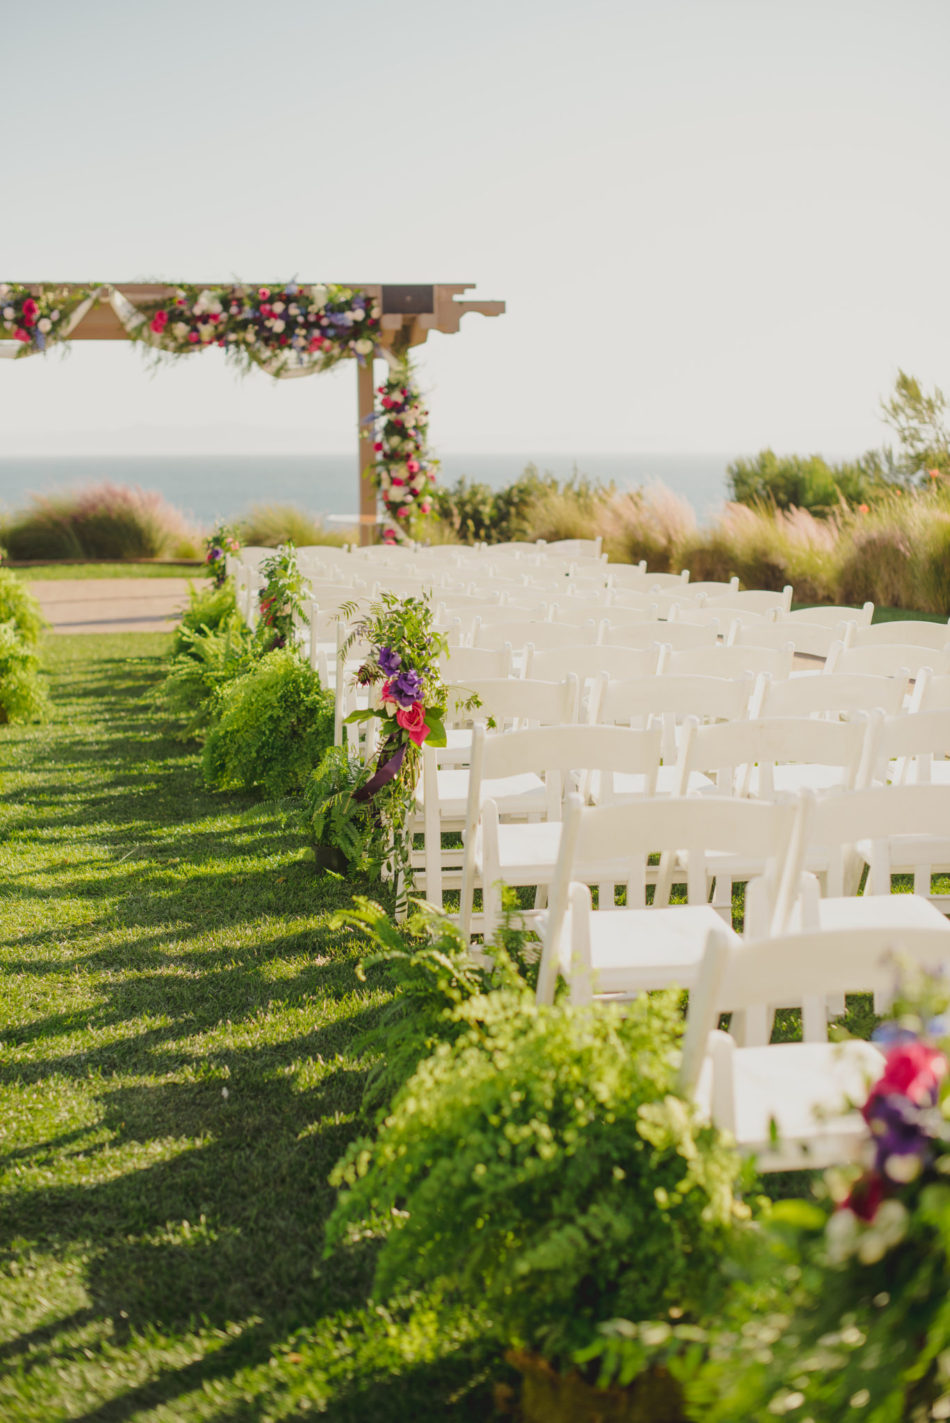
204 524 241 589
133 282 381 377
255 544 310 653
336 593 448 896
0 283 93 355
368 362 439 535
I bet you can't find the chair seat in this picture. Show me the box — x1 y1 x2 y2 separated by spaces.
806 892 950 932
474 820 564 879
750 765 850 796
416 767 548 820
696 1039 884 1170
590 766 714 801
574 903 738 994
855 834 950 871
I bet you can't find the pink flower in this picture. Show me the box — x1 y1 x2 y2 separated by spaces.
396 506 410 518
396 701 431 746
308 336 325 351
419 501 431 514
406 459 420 474
857 503 869 514
21 298 38 324
842 1171 884 1223
381 397 393 410
373 441 383 453
258 287 270 299
866 1041 948 1110
929 469 941 480
150 317 165 333
380 678 399 715
13 328 29 342
188 332 200 343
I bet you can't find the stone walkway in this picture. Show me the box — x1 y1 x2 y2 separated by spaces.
28 578 192 634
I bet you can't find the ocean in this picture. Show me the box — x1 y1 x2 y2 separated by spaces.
0 452 732 526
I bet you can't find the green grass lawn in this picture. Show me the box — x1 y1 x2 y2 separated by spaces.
15 563 203 581
0 634 494 1422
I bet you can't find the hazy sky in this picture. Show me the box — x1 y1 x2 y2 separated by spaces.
3 0 949 460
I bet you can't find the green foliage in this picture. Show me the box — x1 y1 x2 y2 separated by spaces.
161 616 254 741
332 895 540 1116
326 990 749 1368
880 368 950 484
430 466 607 545
256 543 310 652
202 648 333 796
172 579 243 655
303 746 384 877
0 622 49 725
0 567 46 644
726 448 884 515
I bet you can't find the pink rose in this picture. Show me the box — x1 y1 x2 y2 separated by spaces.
419 501 431 514
22 298 38 324
150 317 165 333
866 1042 948 1111
188 332 200 344
406 459 420 474
396 506 410 518
258 287 270 299
14 328 29 342
396 701 431 746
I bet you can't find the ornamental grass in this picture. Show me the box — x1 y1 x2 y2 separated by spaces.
237 502 351 547
1 480 200 561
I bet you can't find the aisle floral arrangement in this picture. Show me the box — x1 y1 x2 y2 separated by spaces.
204 524 241 589
0 283 94 355
133 282 381 377
368 362 439 535
305 593 448 893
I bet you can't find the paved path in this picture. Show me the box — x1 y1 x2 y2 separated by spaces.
29 578 192 634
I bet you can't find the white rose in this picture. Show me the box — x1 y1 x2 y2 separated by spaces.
37 318 52 333
172 322 190 340
2 307 13 320
272 301 285 314
354 338 374 355
50 309 60 320
288 304 299 316
0 285 8 297
199 324 215 341
310 284 328 309
352 307 364 321
271 319 286 333
244 330 257 342
386 485 407 502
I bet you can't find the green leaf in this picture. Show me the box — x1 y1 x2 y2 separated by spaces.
768 1199 826 1232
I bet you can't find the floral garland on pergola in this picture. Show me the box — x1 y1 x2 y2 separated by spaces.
1 280 438 534
0 283 97 353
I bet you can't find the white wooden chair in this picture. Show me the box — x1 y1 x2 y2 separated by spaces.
703 586 793 616
534 794 803 1005
727 618 848 661
601 620 717 651
867 708 950 789
472 618 601 652
661 643 794 682
775 602 873 630
459 725 664 939
825 641 950 680
592 672 755 776
752 670 905 721
845 618 950 651
909 669 950 713
414 676 580 908
673 712 874 800
677 924 950 1171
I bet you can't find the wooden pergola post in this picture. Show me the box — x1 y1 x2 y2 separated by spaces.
356 355 377 546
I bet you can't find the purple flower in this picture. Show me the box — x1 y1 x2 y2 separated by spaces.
865 1092 935 1175
390 668 423 707
378 646 401 676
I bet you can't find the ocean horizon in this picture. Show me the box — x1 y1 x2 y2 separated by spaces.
0 452 733 526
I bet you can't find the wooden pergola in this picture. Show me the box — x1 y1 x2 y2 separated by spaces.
9 282 505 543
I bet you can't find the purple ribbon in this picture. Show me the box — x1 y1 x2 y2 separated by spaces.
353 743 407 803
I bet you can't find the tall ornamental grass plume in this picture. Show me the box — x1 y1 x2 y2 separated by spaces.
685 502 842 603
603 483 696 570
237 503 350 548
1 482 199 561
511 476 610 545
0 568 46 643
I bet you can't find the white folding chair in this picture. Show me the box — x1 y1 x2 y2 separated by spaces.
459 724 664 940
673 712 874 800
703 586 793 616
601 620 717 651
825 641 950 680
727 619 848 661
775 602 873 630
472 619 601 652
845 619 950 652
662 643 794 682
678 924 950 1171
593 673 755 777
752 670 905 722
535 794 803 1005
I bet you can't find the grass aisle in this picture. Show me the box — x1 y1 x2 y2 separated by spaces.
0 634 490 1423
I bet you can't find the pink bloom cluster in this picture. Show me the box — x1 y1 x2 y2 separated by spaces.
372 369 438 531
0 283 71 353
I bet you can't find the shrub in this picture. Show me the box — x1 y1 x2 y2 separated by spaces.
237 503 349 548
327 989 749 1370
202 649 333 796
2 482 199 561
0 623 50 725
837 523 915 608
0 568 46 644
727 448 885 514
603 484 696 571
162 588 254 741
172 580 243 656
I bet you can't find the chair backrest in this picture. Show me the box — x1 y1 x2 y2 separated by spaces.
873 709 950 786
538 794 802 1004
753 671 905 721
826 641 950 679
662 643 794 681
525 644 663 687
796 782 950 897
640 569 691 589
602 620 717 651
674 713 874 797
776 602 873 629
604 588 661 615
595 674 754 752
439 645 513 681
543 537 604 560
703 586 793 615
472 619 601 651
910 669 950 713
443 675 580 731
548 602 611 628
848 620 950 651
679 923 950 1093
685 578 740 599
727 619 844 660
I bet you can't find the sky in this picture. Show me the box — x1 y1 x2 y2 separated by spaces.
3 0 949 461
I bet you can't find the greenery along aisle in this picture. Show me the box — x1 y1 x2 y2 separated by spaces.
0 632 498 1422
